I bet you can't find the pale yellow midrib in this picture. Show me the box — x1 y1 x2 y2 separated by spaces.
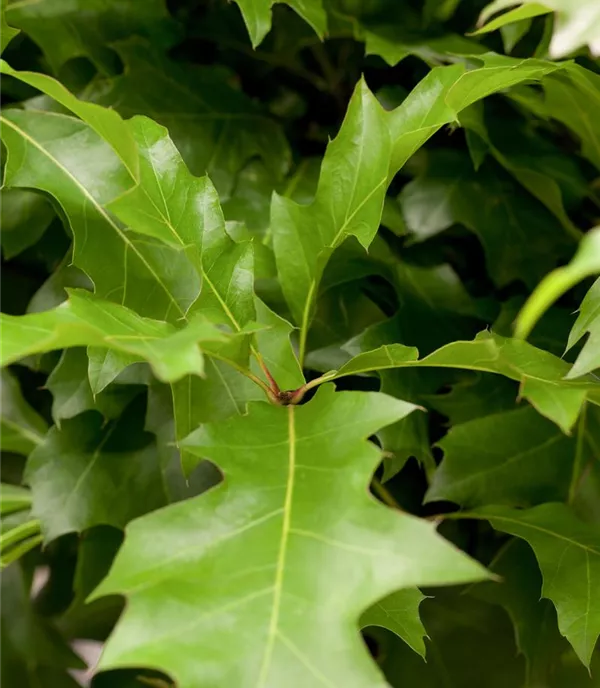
257 405 296 687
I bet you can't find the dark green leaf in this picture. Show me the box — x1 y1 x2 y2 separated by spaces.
1 368 47 455
466 503 600 667
25 406 167 541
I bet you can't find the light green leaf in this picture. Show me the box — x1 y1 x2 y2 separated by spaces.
0 484 32 516
272 79 390 362
232 0 326 47
473 3 550 38
1 60 139 178
0 289 229 383
1 0 18 54
90 39 290 194
1 369 47 456
25 408 167 542
566 277 600 379
515 228 600 341
477 0 600 58
171 361 265 477
0 108 199 322
427 406 592 507
334 332 600 433
360 588 427 658
399 149 574 288
93 387 489 688
5 0 179 73
467 503 600 667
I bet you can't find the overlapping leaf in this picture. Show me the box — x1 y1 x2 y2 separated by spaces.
1 369 47 456
271 79 390 361
93 387 488 687
427 405 593 507
5 0 179 73
89 40 290 193
0 289 230 382
333 331 600 433
26 404 167 542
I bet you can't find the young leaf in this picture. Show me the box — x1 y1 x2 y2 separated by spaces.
93 387 489 687
46 348 141 423
0 289 229 383
106 115 256 331
467 503 600 667
271 79 390 362
90 39 290 193
25 407 167 542
360 588 427 658
1 369 47 456
427 406 592 507
566 277 600 379
473 3 551 39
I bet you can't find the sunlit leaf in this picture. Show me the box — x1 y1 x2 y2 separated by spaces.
93 387 489 687
466 503 600 667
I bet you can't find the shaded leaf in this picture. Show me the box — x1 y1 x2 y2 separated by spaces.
515 227 600 340
467 503 600 667
1 564 84 687
90 39 290 193
5 0 179 73
470 538 565 684
1 368 47 456
0 189 54 260
93 387 488 688
25 405 167 542
1 289 230 383
271 79 390 361
360 587 427 657
427 406 592 507
47 348 142 423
